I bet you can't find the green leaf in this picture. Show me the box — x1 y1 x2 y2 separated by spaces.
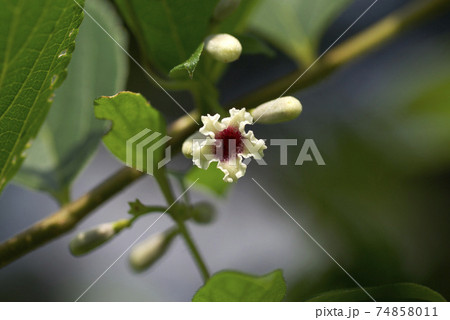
239 34 275 57
169 43 204 79
114 0 219 74
13 0 128 203
0 0 85 194
185 162 230 197
249 0 353 65
193 269 286 302
308 283 447 302
94 92 166 174
216 0 260 34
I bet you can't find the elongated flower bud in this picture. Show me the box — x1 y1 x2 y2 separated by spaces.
205 34 242 63
182 132 204 159
69 219 130 256
249 96 302 124
213 0 241 21
129 229 178 272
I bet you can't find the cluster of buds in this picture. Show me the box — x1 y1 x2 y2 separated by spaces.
70 202 215 272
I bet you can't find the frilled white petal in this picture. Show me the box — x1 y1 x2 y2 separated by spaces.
192 138 217 170
217 156 247 183
221 108 253 132
199 114 226 138
241 130 267 159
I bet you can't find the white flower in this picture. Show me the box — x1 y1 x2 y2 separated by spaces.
192 108 267 183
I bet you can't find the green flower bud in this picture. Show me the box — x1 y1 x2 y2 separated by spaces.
192 202 216 224
205 34 242 63
213 0 241 21
69 219 130 256
129 229 177 272
249 96 302 124
182 132 204 159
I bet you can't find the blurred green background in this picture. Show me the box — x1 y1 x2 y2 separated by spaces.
0 0 449 301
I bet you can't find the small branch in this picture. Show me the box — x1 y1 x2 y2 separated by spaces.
156 169 210 282
0 167 143 268
0 0 446 268
228 0 450 109
0 116 199 269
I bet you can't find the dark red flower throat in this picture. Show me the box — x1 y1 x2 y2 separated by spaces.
213 126 244 161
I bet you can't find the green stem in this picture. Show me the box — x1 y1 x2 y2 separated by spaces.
176 219 210 281
156 170 210 282
155 169 176 204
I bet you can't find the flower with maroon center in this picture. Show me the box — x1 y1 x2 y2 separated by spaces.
213 126 244 161
192 108 267 183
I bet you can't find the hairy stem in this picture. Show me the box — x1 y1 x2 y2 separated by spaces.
0 0 446 268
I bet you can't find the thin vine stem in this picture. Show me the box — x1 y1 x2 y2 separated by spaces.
155 170 211 282
175 219 211 281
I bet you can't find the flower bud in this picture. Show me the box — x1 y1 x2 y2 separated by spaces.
204 34 242 63
69 219 130 256
192 202 216 224
182 132 204 159
249 96 302 124
213 0 241 21
129 229 177 272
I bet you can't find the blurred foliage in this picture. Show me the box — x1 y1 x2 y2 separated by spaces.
249 0 353 65
13 0 128 204
185 162 231 197
308 283 446 302
114 0 219 74
257 34 450 301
